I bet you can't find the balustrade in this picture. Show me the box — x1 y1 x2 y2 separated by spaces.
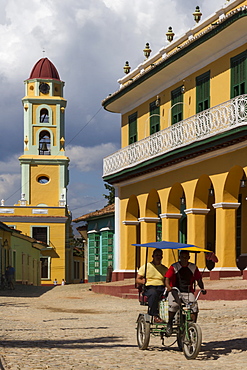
103 94 247 177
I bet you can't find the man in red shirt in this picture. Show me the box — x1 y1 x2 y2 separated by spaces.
165 250 206 336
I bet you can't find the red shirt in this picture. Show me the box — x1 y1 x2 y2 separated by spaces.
165 262 202 293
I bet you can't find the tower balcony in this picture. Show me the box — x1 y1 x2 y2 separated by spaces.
103 94 247 179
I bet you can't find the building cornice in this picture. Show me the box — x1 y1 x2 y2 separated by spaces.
102 5 247 112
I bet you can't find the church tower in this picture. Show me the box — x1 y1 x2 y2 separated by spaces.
20 58 69 207
0 58 74 285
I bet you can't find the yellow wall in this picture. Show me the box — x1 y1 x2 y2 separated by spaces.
121 44 247 147
30 164 59 206
119 146 247 270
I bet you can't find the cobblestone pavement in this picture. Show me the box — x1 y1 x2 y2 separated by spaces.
0 284 246 370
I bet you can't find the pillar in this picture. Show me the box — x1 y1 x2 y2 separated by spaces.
138 217 160 265
211 202 240 279
184 208 210 268
160 213 181 267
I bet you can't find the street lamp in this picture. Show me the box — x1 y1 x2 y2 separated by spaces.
155 95 161 107
240 176 246 188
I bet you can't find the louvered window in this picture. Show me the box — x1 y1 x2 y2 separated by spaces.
171 86 183 124
231 50 246 98
128 112 137 144
150 101 160 134
196 71 210 113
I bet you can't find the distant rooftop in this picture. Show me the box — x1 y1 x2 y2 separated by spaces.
73 204 115 223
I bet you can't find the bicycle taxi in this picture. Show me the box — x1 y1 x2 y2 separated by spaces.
133 241 216 360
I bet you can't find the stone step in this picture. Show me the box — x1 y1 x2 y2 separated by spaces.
91 277 247 300
121 292 139 299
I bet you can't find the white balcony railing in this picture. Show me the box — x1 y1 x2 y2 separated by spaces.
103 94 247 177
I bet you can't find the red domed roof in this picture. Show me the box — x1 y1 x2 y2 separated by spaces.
29 58 60 80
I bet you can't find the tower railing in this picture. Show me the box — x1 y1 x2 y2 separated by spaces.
103 94 247 177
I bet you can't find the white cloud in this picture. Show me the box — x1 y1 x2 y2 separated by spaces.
0 0 227 216
66 142 118 172
0 173 21 203
0 154 21 174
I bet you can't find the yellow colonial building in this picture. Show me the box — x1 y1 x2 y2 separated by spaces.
0 58 73 285
102 0 247 280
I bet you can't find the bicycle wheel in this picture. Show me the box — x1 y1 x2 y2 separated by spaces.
136 314 150 350
176 329 183 351
182 323 202 360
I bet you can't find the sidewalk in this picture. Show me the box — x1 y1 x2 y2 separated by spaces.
91 276 247 300
0 283 246 369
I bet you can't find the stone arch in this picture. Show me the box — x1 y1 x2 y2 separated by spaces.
38 130 51 155
193 174 212 208
145 189 160 217
126 195 139 220
36 104 52 125
167 183 184 213
124 195 140 268
193 174 216 253
223 165 244 202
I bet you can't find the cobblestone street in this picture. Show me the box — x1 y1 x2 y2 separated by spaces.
0 283 246 370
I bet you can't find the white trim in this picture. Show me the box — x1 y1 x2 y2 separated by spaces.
184 208 210 215
100 227 111 231
32 209 48 215
208 267 240 271
114 186 120 271
87 229 98 234
122 220 139 225
160 213 182 219
0 208 14 214
213 202 240 209
113 269 136 273
138 217 160 223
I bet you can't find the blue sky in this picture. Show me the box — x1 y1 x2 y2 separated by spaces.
0 0 227 221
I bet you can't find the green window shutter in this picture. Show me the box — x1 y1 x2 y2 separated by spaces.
171 87 183 125
156 202 162 242
231 50 247 98
128 112 137 144
88 233 100 276
196 71 210 113
101 231 114 276
150 101 160 134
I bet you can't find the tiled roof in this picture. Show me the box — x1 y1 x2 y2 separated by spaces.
73 203 115 222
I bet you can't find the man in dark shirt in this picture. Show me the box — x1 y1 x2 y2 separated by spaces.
165 250 206 336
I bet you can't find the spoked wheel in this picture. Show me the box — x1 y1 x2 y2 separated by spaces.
136 314 150 350
183 323 202 360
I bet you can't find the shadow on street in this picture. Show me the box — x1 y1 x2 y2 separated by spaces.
0 285 54 298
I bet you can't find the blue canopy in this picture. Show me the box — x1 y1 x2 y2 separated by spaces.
132 241 211 253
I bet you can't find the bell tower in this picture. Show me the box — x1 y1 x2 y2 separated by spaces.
19 58 69 207
0 58 74 285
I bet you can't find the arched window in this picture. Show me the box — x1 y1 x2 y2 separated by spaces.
40 108 49 123
39 130 51 155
